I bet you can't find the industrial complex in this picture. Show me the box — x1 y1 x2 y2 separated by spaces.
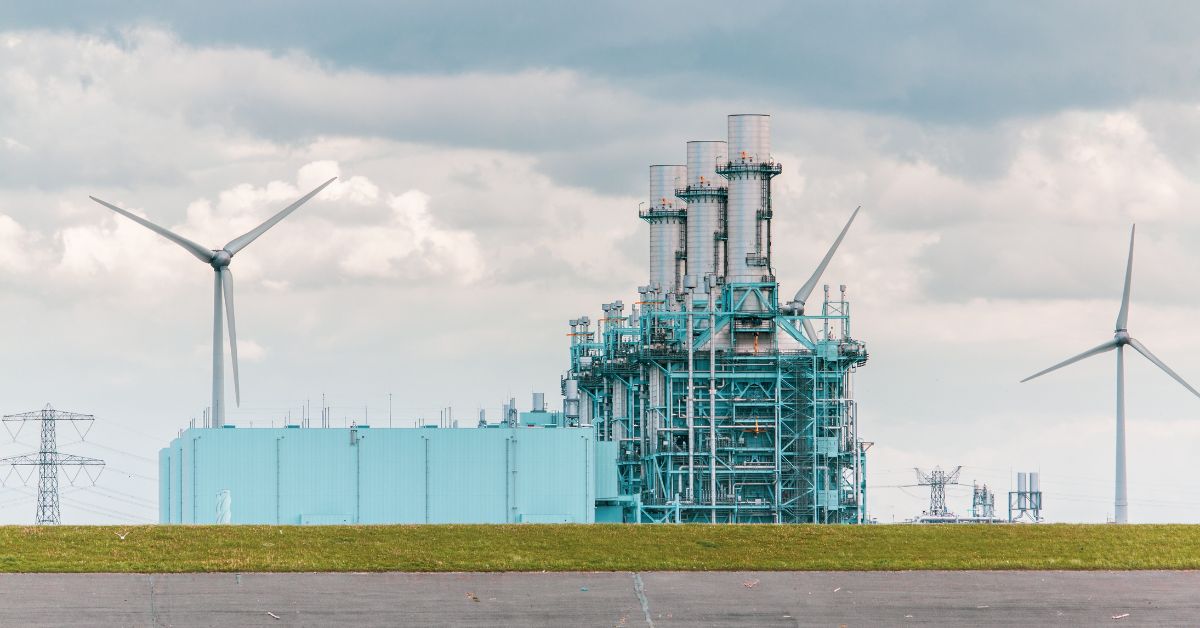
157 113 873 525
563 114 869 523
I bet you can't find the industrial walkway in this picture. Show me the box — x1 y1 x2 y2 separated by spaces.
0 570 1197 626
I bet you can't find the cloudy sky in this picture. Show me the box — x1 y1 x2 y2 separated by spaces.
1 1 1200 524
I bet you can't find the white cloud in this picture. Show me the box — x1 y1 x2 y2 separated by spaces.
0 214 38 274
337 189 484 282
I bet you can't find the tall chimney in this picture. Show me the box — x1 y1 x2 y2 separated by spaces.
679 141 728 298
644 165 687 305
721 114 781 284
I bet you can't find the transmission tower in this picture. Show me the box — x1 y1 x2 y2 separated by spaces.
0 404 105 525
914 465 962 517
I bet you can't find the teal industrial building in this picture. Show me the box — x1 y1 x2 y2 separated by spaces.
159 424 621 524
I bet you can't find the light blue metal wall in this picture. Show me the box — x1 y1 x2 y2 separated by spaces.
160 426 599 524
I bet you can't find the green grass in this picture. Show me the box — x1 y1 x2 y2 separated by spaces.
0 524 1198 573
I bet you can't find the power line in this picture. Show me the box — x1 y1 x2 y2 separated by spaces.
64 500 153 524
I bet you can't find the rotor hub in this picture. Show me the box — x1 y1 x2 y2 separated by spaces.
211 250 232 269
1115 329 1131 344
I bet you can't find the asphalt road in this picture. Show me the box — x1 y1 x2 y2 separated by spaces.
0 570 1196 626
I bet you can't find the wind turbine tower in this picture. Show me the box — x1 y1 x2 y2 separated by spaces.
90 178 336 427
1021 225 1200 523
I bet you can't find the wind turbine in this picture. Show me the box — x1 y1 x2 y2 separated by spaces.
1021 225 1200 523
89 177 337 427
785 206 861 342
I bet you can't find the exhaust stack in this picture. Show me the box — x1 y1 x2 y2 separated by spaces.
679 141 728 296
720 114 781 284
644 165 687 305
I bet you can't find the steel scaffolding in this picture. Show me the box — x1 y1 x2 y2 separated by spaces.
565 282 868 523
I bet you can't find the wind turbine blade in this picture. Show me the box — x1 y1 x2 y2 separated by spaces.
1115 224 1135 330
89 196 215 263
802 318 819 344
1128 338 1200 399
224 177 337 255
1020 339 1118 383
221 268 241 407
792 206 861 305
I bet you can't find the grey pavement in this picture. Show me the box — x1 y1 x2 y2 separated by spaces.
0 570 1197 627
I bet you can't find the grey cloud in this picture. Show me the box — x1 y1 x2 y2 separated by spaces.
8 1 1200 124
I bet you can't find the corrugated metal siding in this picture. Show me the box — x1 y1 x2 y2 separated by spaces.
160 427 597 524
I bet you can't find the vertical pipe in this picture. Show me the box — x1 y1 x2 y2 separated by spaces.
852 397 860 523
811 352 819 523
685 290 695 502
709 302 717 522
639 368 647 472
775 365 783 524
1115 345 1128 523
665 363 673 500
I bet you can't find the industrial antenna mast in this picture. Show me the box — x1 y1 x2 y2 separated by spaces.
0 404 105 525
914 466 962 517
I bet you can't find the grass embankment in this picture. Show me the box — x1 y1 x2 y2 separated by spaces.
0 524 1198 573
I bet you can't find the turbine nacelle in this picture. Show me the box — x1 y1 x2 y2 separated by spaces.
780 300 805 316
211 250 233 269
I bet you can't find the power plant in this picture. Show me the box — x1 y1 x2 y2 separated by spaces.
157 113 874 525
563 114 870 523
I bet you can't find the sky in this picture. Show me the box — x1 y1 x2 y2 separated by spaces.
1 1 1200 524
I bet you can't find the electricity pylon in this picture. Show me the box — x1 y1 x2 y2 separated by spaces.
914 465 962 517
0 404 105 525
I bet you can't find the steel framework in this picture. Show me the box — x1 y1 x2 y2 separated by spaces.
915 466 962 517
0 404 105 525
566 281 869 523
